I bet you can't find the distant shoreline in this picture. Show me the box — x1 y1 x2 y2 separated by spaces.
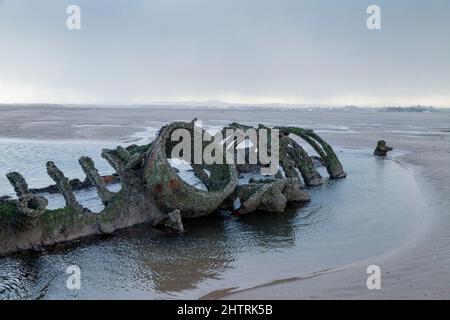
0 103 448 112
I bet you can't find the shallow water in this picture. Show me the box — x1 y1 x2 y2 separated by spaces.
0 138 424 299
0 138 122 197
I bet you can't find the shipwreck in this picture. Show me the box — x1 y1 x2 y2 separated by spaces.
0 120 346 257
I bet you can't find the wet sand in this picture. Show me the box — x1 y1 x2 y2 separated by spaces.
1 104 450 299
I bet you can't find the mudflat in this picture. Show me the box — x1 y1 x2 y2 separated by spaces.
1 104 450 299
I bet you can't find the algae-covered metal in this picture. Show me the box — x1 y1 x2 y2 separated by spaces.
0 120 346 257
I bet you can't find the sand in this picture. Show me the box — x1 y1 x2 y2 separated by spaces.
1 104 450 299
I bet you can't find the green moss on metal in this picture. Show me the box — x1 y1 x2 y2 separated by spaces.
0 202 16 222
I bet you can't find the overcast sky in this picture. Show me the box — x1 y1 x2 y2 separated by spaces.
0 0 449 106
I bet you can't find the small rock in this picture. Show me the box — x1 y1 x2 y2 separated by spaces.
165 209 184 232
374 140 393 156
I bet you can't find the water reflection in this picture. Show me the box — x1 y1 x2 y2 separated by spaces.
0 149 423 299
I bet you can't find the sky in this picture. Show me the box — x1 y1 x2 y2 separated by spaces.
0 0 449 107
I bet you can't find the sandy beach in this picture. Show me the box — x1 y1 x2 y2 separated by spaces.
1 104 450 299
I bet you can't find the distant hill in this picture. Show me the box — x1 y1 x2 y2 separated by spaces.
380 105 437 112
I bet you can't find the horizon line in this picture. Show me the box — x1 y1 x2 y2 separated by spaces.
0 101 448 109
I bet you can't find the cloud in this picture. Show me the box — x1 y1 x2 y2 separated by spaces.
0 0 449 106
